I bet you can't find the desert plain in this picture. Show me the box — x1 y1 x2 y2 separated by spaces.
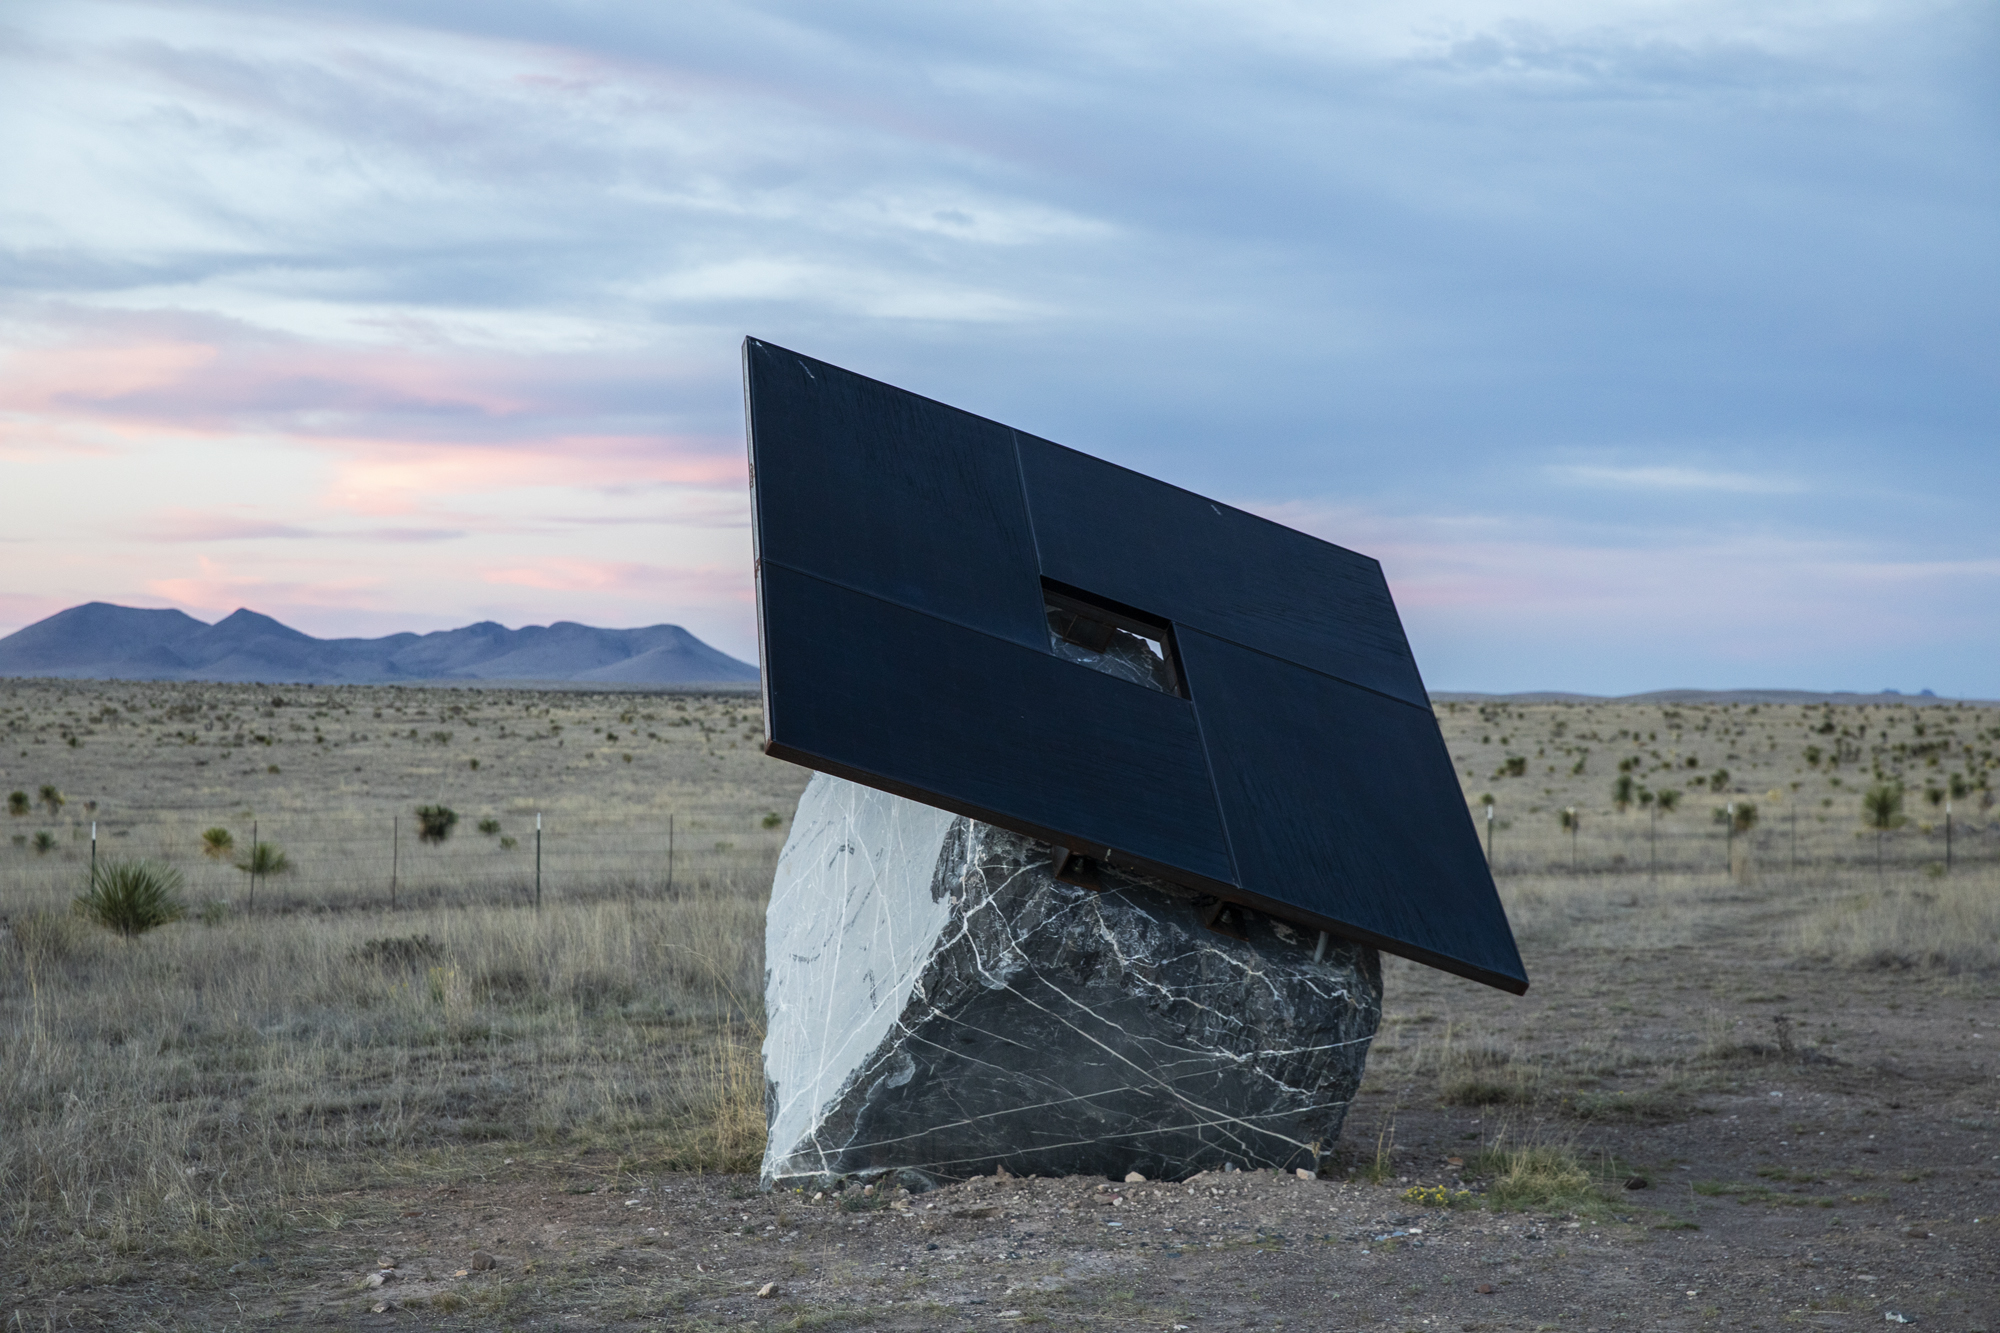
2 678 1997 1331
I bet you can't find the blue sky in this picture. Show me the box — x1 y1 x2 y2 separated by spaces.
2 0 1995 693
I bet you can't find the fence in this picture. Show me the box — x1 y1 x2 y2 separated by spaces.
6 801 1994 916
1475 800 1997 878
2 810 783 915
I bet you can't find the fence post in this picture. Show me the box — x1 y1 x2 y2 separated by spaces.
89 820 97 893
1945 798 1953 873
251 818 258 911
1790 802 1797 873
535 811 542 912
391 816 399 911
668 812 675 895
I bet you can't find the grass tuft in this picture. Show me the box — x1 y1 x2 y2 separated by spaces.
75 858 187 937
1473 1139 1607 1215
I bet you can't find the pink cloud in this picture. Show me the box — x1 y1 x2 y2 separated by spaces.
144 556 390 617
324 436 745 515
143 510 319 542
480 558 750 602
1 317 747 525
0 312 735 446
0 323 535 426
0 338 222 411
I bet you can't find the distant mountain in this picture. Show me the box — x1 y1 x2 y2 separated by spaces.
1431 688 1985 706
0 603 759 687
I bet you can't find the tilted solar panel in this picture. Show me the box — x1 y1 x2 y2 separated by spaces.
745 338 1526 993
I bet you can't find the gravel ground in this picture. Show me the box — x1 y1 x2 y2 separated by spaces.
71 1144 1986 1332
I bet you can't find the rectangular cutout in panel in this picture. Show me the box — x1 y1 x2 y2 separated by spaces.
759 562 1236 887
1041 578 1186 698
1017 433 1429 708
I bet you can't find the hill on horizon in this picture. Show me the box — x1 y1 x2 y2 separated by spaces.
0 603 759 687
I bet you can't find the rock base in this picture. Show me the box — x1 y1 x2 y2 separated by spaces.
761 775 1381 1189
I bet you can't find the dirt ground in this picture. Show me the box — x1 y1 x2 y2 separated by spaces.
11 896 1994 1332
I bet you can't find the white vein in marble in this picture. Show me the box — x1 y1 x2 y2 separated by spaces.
761 774 1382 1190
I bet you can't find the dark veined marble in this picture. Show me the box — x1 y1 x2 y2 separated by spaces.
762 775 1382 1191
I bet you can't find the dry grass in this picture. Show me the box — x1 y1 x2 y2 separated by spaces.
1498 862 2000 972
1790 872 2000 970
0 880 770 1258
4 682 1997 1283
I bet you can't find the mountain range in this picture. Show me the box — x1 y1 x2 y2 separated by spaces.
0 603 759 687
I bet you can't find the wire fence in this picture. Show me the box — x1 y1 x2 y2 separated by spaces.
1476 803 1998 879
5 801 1994 917
2 811 783 914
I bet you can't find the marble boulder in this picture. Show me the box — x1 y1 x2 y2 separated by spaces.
761 774 1382 1190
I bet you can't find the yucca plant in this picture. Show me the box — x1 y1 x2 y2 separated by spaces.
415 805 458 845
1713 802 1758 833
32 830 56 854
1863 781 1904 884
76 859 186 937
6 790 26 817
235 841 292 877
200 827 235 859
38 784 64 817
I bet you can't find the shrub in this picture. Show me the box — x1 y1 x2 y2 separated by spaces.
415 805 458 844
76 859 186 937
6 790 26 817
235 841 292 876
762 812 783 829
200 827 234 859
32 831 56 854
38 784 64 816
476 818 501 835
1863 781 1905 831
1712 802 1758 832
1656 789 1682 812
1612 775 1634 811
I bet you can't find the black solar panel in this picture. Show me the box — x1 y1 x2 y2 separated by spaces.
745 338 1527 993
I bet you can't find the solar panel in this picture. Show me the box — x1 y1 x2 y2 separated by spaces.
745 338 1527 993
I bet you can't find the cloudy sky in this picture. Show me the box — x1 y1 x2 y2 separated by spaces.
2 0 1994 694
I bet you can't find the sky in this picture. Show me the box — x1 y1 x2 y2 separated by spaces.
1 0 1995 694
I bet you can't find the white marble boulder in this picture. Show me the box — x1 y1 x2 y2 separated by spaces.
761 774 1382 1190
